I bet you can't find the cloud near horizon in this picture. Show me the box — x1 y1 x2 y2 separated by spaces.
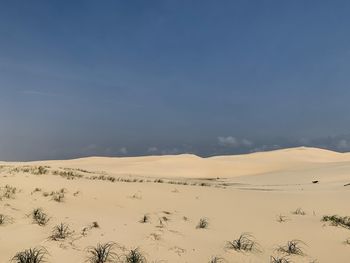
217 136 253 148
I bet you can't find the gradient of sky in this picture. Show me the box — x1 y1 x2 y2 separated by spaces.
1 1 350 160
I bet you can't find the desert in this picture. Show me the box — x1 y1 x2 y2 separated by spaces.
1 147 350 262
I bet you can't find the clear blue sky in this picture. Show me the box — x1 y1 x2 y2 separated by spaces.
1 1 350 160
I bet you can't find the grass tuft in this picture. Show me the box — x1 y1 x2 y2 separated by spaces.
0 214 9 225
322 215 350 229
270 256 291 263
31 208 50 226
226 233 260 253
277 240 306 256
292 208 306 216
11 247 48 263
124 248 147 263
196 218 209 229
50 223 71 240
140 215 150 223
209 256 225 263
86 242 118 263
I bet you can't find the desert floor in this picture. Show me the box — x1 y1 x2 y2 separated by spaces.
1 147 350 262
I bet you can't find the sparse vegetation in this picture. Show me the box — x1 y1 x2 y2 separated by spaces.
226 233 260 253
292 208 306 216
52 191 65 202
0 184 17 200
209 256 225 263
140 214 150 223
11 247 48 263
277 214 288 223
196 217 209 229
0 214 9 225
86 242 118 263
50 223 71 240
277 240 306 256
270 256 291 263
322 215 350 229
124 248 147 263
31 208 50 226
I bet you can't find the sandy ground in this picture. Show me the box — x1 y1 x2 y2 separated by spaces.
1 147 350 262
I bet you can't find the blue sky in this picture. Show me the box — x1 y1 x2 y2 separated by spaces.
1 1 350 160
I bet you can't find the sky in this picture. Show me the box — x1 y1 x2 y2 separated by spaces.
1 1 350 161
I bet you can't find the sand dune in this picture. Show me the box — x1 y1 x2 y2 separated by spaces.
1 147 350 262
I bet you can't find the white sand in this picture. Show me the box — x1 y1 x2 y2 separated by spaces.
1 147 350 262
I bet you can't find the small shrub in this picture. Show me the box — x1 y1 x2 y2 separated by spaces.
276 215 288 223
52 192 65 202
209 256 225 263
11 247 48 263
0 185 17 200
277 240 306 256
226 233 260 253
86 242 118 263
124 248 147 263
32 208 50 226
292 208 306 216
322 215 350 229
270 256 291 263
50 223 71 240
92 221 100 228
196 218 209 229
140 215 150 223
0 214 9 225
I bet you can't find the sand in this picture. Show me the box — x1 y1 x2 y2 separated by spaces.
1 147 350 262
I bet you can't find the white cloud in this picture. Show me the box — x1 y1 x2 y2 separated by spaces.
218 136 239 147
147 147 158 153
218 136 253 148
118 147 128 155
241 139 253 147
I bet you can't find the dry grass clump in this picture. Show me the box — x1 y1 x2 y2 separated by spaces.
277 240 306 256
140 214 150 223
0 214 10 225
86 242 119 263
226 233 261 253
270 256 291 263
276 214 288 223
292 208 306 216
196 217 209 229
52 191 65 202
42 188 66 202
90 175 116 182
209 256 225 263
31 208 50 226
123 248 147 263
10 165 49 175
52 170 84 180
50 223 72 240
0 184 17 200
11 247 48 263
322 215 350 229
